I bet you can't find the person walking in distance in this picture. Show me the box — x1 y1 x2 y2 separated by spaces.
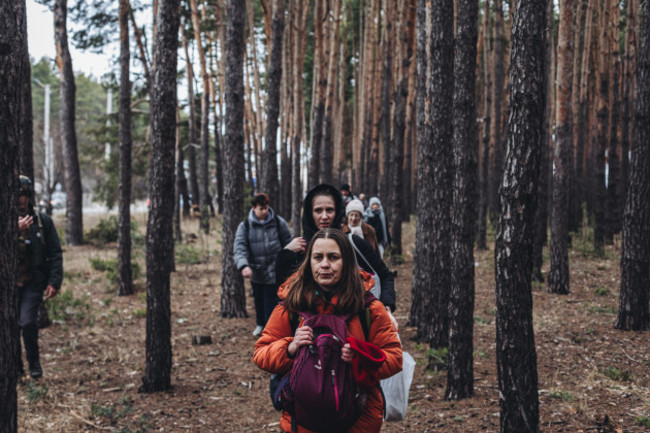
254 228 402 432
276 184 398 331
364 197 391 258
234 193 292 336
17 175 63 378
341 199 379 254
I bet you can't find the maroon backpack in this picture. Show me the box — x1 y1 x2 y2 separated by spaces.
278 293 376 432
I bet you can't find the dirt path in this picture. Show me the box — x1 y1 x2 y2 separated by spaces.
16 214 650 432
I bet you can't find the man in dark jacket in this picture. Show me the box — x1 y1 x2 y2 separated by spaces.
275 184 398 330
17 175 63 378
234 193 292 336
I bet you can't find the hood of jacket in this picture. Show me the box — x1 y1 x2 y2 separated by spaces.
247 206 276 226
301 183 346 242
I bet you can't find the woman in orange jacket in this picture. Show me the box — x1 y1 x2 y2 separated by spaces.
253 228 402 433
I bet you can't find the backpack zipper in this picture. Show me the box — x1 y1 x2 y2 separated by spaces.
332 369 339 411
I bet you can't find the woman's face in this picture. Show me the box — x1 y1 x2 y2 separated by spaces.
347 211 362 227
312 195 336 230
310 238 343 290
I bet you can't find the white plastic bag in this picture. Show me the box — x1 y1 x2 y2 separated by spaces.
381 350 416 421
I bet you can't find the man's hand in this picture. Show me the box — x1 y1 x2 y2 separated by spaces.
285 237 306 253
241 266 252 279
18 215 33 231
44 285 58 300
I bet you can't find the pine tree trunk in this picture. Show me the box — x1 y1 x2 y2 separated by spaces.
606 2 621 239
261 0 284 203
532 0 554 283
309 1 326 186
320 0 341 185
548 0 574 295
183 34 200 211
446 0 478 400
575 0 595 229
620 0 636 216
380 0 393 207
221 0 248 318
412 0 454 348
0 2 24 429
409 0 429 330
569 0 584 233
291 0 308 235
55 0 83 246
615 0 650 331
489 0 505 217
478 0 492 251
594 0 610 253
174 108 184 241
118 0 134 296
495 0 545 428
189 0 211 233
139 0 180 394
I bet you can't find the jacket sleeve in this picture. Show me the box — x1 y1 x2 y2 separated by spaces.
367 301 402 380
43 214 63 289
277 217 293 248
233 222 250 271
253 304 296 375
275 249 304 289
352 235 396 311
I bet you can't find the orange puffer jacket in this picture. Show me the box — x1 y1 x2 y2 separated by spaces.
253 271 402 433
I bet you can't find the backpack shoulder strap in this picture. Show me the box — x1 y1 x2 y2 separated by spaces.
348 233 377 275
357 291 376 341
288 310 301 335
35 212 46 248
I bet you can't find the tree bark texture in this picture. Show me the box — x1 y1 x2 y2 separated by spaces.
54 0 84 246
0 2 25 429
118 0 134 296
309 1 326 187
140 0 179 393
320 0 341 186
19 1 33 182
221 0 248 318
262 0 285 202
389 0 411 259
532 0 554 284
620 0 637 217
409 0 430 330
606 1 621 240
478 0 492 251
548 0 574 295
183 34 200 213
411 0 454 348
379 0 393 203
615 0 650 331
490 0 506 217
446 0 478 400
594 0 610 253
495 0 545 429
188 0 210 232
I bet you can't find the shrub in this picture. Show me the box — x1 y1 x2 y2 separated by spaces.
90 257 141 284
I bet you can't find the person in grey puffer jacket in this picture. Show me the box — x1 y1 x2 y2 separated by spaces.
234 193 292 336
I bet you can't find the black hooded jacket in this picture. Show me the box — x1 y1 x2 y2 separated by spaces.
275 184 396 311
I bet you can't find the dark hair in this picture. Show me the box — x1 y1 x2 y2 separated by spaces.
340 183 350 192
284 229 365 315
251 193 270 207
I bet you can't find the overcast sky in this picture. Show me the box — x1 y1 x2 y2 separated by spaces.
27 0 116 79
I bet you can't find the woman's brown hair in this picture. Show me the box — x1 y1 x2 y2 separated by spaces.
284 228 366 315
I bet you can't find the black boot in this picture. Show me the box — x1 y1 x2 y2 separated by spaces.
23 325 42 379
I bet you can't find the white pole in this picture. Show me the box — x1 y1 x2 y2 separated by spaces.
105 87 113 160
44 84 52 195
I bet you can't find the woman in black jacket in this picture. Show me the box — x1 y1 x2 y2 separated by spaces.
275 184 398 330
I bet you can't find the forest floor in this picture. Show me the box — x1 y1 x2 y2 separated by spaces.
16 212 650 433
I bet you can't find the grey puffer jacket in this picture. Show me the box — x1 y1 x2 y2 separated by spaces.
234 208 292 285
